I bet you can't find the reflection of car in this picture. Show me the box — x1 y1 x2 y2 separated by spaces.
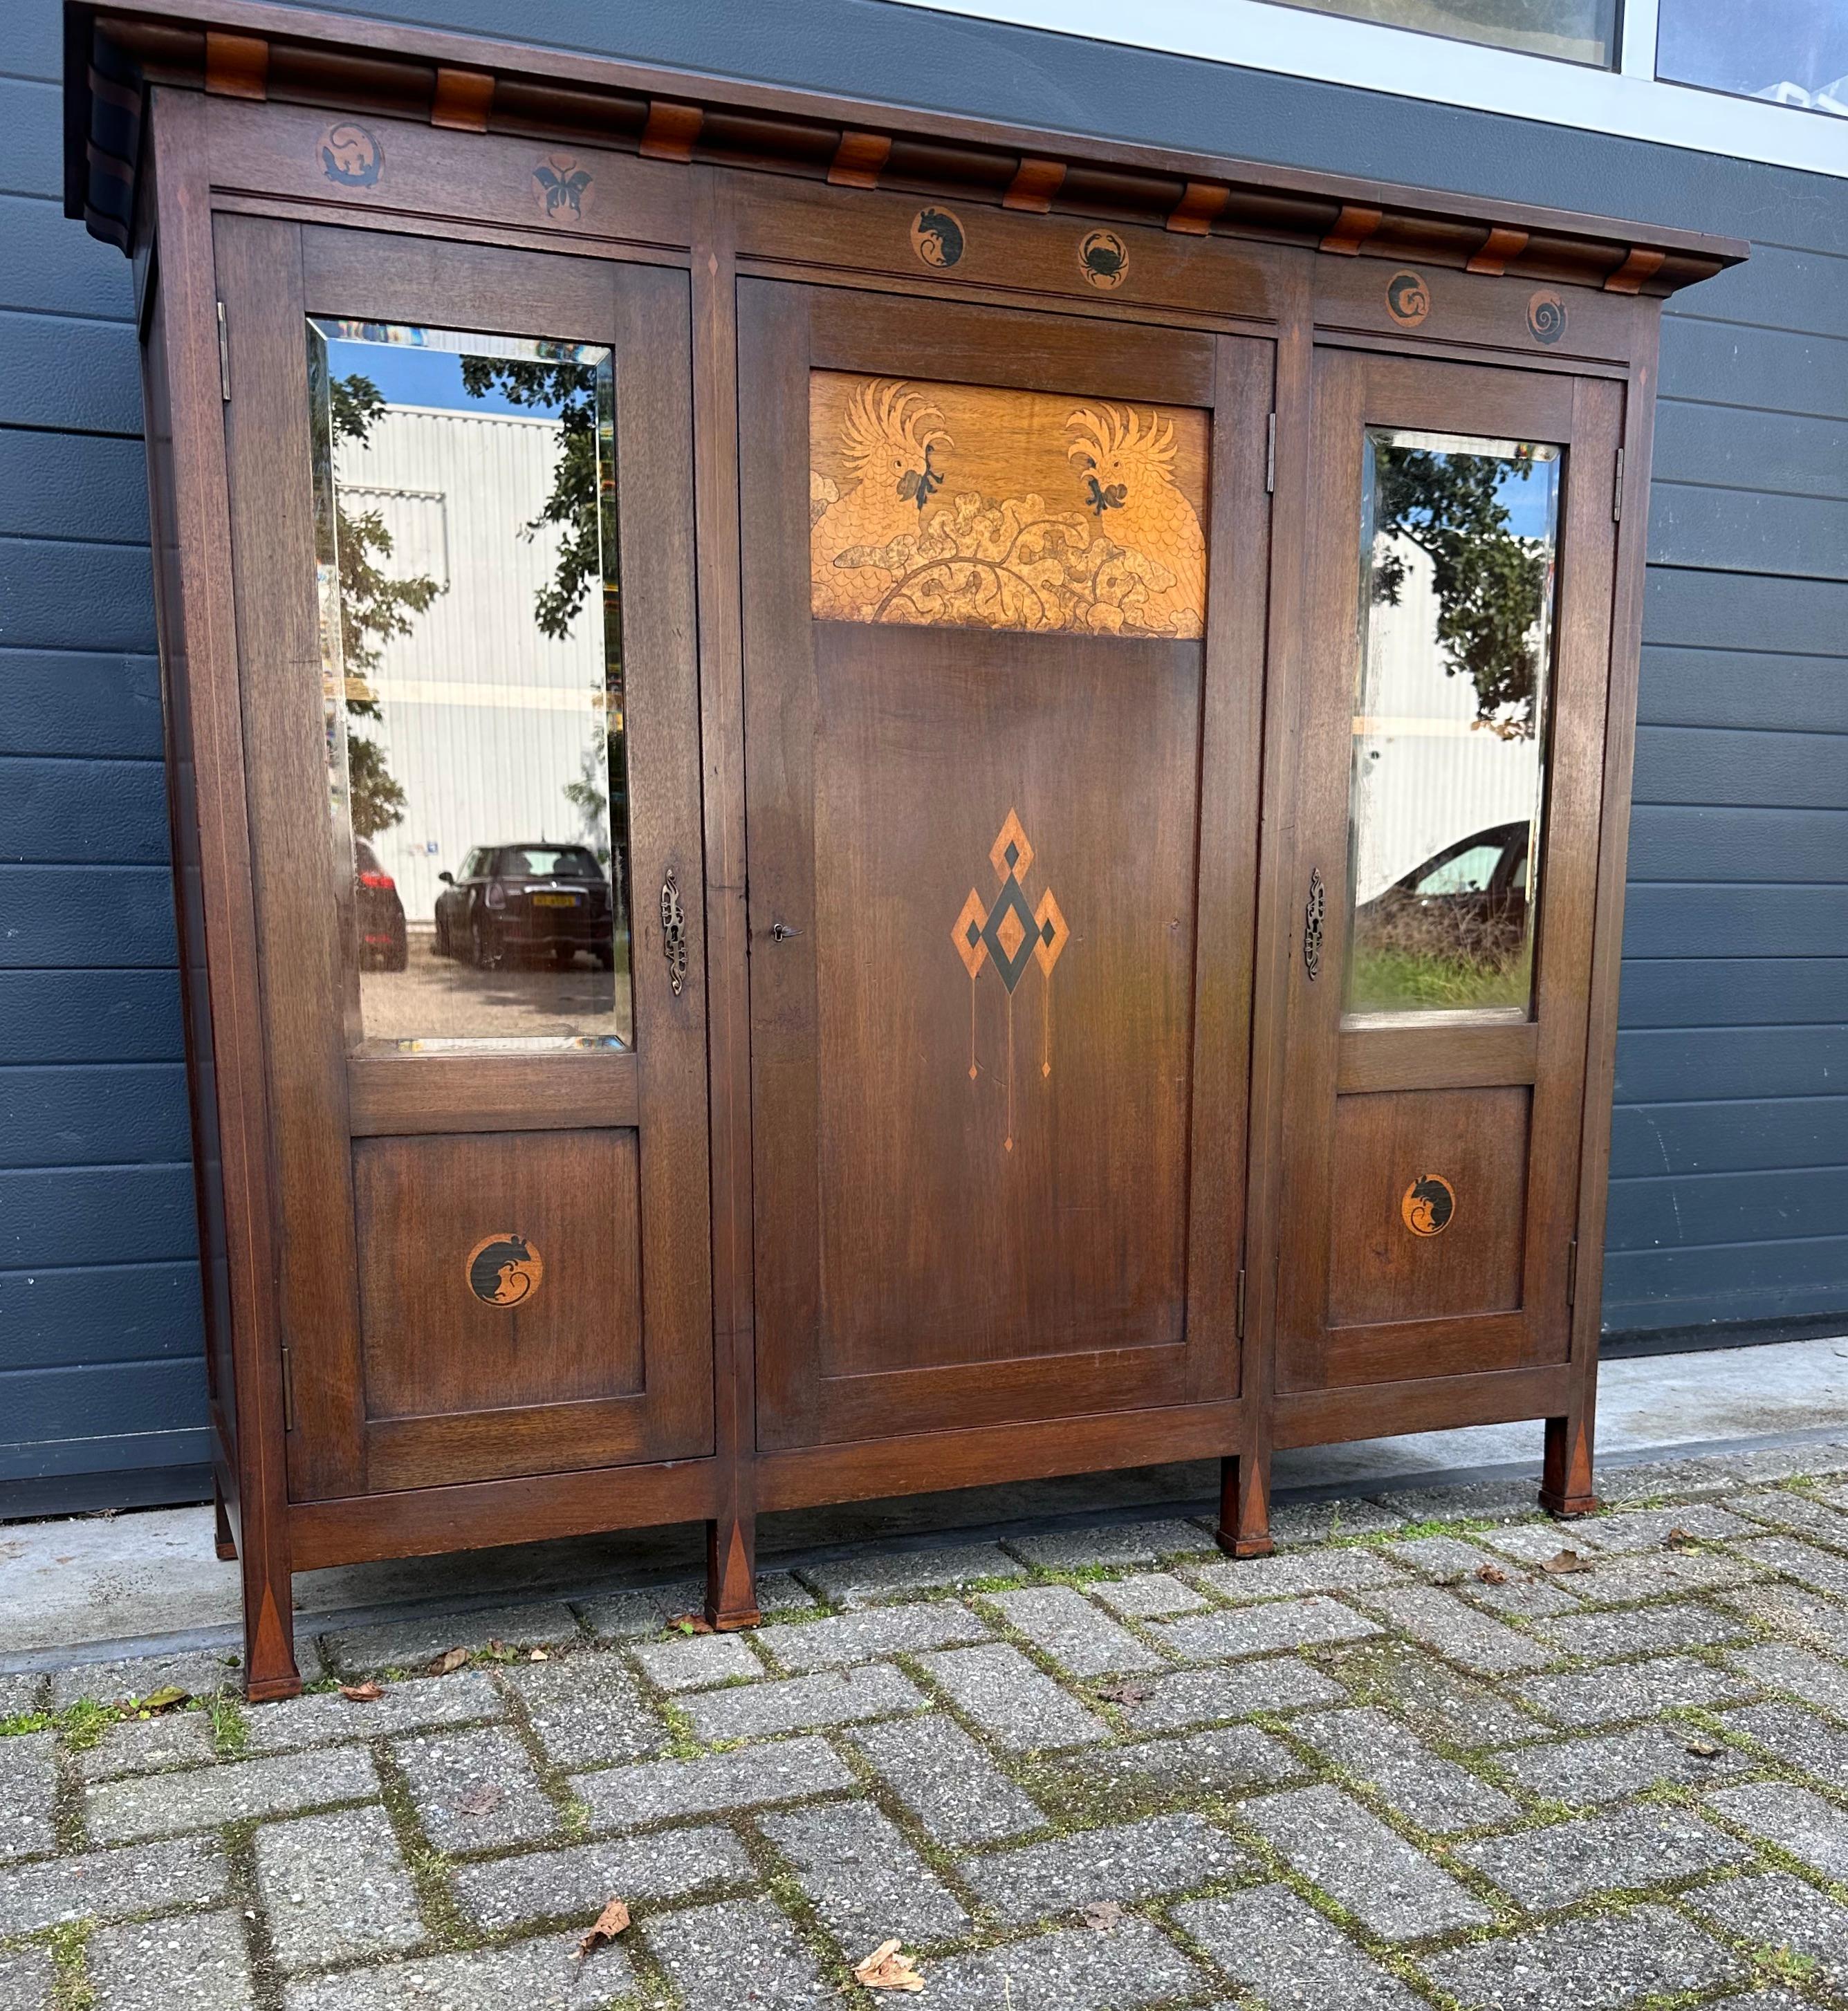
354 837 407 971
433 844 615 970
1354 822 1531 964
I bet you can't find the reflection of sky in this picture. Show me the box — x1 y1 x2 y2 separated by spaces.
1493 458 1560 543
324 339 566 419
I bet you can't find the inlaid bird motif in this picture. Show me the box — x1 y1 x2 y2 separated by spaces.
1066 405 1206 636
811 379 954 620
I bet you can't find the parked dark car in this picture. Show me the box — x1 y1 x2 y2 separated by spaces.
1353 820 1531 966
433 843 615 970
353 836 407 971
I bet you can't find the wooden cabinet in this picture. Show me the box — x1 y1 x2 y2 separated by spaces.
66 1 1744 1696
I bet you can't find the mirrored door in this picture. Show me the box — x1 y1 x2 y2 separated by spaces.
1277 349 1623 1397
216 217 711 1497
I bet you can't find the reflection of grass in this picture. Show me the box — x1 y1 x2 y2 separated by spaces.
1349 943 1531 1012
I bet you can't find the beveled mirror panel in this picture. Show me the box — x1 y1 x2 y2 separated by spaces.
307 319 633 1053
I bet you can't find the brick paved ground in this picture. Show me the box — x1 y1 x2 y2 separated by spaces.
11 1442 1848 2007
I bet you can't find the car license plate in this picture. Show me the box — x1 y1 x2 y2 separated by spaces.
531 893 579 908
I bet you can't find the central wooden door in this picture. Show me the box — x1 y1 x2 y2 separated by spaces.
740 281 1271 1453
215 217 712 1502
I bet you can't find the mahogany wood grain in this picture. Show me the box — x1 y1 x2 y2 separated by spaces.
347 1054 639 1135
1338 1019 1537 1092
149 99 300 1697
353 1129 643 1421
1275 349 1620 1403
1275 1364 1571 1448
753 1399 1248 1513
288 1454 717 1568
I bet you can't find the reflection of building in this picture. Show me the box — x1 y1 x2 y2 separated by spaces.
337 405 611 925
1351 534 1543 903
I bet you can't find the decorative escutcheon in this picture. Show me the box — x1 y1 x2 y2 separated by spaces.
1303 866 1325 982
660 868 687 997
1402 1174 1457 1237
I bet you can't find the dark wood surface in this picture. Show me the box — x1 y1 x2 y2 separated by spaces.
1274 349 1621 1407
739 280 1263 1455
120 72 1673 1693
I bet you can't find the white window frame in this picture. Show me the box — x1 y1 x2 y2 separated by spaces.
883 0 1848 180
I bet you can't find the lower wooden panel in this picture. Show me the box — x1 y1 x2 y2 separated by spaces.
1274 1364 1570 1449
756 1398 1246 1512
353 1129 644 1422
289 1456 719 1570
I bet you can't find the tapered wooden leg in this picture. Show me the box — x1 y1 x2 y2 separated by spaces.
241 1552 301 1701
705 1513 761 1631
1216 1449 1275 1559
212 1477 237 1561
1540 1409 1600 1519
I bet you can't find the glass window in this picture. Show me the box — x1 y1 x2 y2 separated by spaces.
1345 428 1561 1019
1264 0 1615 66
1657 0 1848 115
307 319 631 1053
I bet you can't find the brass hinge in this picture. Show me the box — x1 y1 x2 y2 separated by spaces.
216 300 230 402
279 1345 295 1431
1265 411 1276 494
1236 1266 1247 1340
1566 1236 1580 1312
1611 445 1625 522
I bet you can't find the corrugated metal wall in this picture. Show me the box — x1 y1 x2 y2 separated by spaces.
3 0 1843 1508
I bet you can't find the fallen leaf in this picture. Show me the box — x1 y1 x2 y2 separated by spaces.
1539 1549 1591 1575
1665 1528 1701 1551
427 1647 470 1676
1685 1737 1722 1759
576 1897 630 1958
456 1783 504 1817
667 1613 714 1635
1082 1900 1124 1931
339 1682 385 1703
1094 1679 1152 1706
1475 1564 1508 1585
529 1648 550 1662
853 1941 925 1993
137 1687 191 1714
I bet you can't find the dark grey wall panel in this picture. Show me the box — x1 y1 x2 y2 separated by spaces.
1610 1166 1848 1248
0 1065 192 1167
0 651 165 758
0 867 178 967
1626 887 1848 959
0 537 156 651
1645 567 1847 654
0 76 61 201
1629 806 1848 883
0 432 149 543
1657 318 1848 423
1612 1097 1848 1176
1605 1237 1848 1327
1647 487 1848 581
1633 727 1848 810
0 1163 198 1268
0 194 135 319
0 757 172 863
1637 649 1848 733
1616 1026 1848 1104
0 311 143 434
0 972 185 1062
1616 959 1848 1027
0 1263 204 1369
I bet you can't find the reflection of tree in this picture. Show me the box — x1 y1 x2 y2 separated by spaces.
456 358 613 640
459 356 626 902
1371 444 1549 739
328 373 442 836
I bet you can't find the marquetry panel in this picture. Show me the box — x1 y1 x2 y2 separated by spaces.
1327 1086 1531 1328
808 372 1208 636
